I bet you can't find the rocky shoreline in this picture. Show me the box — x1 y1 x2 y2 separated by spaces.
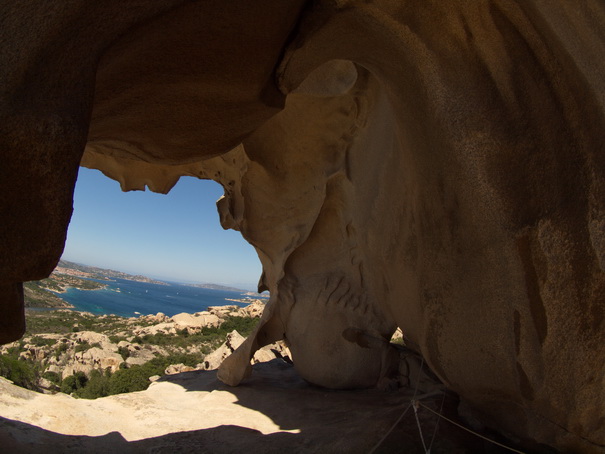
23 272 107 309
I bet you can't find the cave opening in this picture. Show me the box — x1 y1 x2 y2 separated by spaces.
62 166 262 293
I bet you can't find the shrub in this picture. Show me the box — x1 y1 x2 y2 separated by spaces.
117 346 130 360
203 316 258 338
30 336 56 347
108 367 150 395
54 342 69 359
109 335 127 344
42 371 61 385
60 371 87 394
75 369 109 399
74 341 91 353
6 345 22 356
0 354 39 390
60 375 76 394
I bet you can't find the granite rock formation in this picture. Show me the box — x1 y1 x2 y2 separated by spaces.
0 360 492 454
1 1 604 451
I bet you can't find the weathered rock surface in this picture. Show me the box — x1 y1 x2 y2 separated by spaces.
163 363 195 376
171 312 220 329
1 1 604 451
200 330 290 372
1 304 264 389
0 359 526 453
209 300 266 319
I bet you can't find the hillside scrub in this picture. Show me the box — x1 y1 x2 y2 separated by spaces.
0 308 261 399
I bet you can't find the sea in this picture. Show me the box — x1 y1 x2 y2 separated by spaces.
56 278 262 318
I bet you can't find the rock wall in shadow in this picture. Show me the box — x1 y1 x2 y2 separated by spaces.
1 1 604 451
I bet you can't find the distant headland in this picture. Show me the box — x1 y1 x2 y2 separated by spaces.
56 260 169 286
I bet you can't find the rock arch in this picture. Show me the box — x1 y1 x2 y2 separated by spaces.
1 1 604 451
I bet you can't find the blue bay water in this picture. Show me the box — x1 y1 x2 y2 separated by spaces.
56 278 257 317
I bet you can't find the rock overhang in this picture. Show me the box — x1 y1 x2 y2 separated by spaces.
1 1 605 451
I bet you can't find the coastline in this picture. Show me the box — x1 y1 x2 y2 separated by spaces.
24 261 263 316
42 280 254 318
44 282 109 295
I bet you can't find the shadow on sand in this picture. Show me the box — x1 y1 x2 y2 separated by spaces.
0 360 530 453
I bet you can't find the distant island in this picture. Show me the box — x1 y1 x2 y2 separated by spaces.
183 283 247 292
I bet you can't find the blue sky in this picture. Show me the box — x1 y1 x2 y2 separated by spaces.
62 168 262 291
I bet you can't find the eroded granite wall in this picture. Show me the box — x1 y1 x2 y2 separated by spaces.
1 1 604 450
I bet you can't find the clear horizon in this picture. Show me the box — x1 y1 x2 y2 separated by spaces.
61 167 262 292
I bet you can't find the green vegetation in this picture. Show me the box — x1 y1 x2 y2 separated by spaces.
23 283 69 308
1 309 260 400
133 316 257 352
0 346 206 399
0 352 40 390
109 335 128 344
117 346 130 360
54 342 69 359
30 336 56 347
77 369 111 398
74 341 91 353
42 371 61 385
24 311 149 336
213 316 257 337
60 371 88 394
58 352 205 399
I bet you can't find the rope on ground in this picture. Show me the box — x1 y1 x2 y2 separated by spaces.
426 391 446 453
415 401 526 454
367 401 414 454
413 400 429 453
368 351 525 454
368 356 427 454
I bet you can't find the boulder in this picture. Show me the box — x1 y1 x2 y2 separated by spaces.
201 331 246 371
37 378 57 393
62 347 123 378
73 331 114 351
62 364 93 380
201 331 290 371
133 322 177 336
44 364 61 375
124 347 156 367
236 300 265 318
164 364 195 375
171 312 220 329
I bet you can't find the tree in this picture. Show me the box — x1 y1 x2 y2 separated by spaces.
60 371 88 394
0 354 38 390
